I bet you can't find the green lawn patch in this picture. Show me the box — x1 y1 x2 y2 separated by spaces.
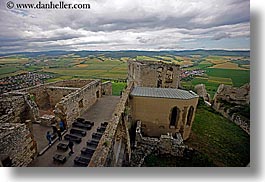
112 82 126 96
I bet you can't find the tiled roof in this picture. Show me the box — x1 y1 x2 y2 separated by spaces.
130 87 198 100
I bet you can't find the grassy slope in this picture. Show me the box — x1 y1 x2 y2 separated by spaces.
144 102 250 167
185 103 250 167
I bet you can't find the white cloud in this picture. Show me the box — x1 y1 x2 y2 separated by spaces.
0 0 250 53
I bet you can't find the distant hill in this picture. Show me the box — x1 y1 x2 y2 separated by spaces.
0 49 250 58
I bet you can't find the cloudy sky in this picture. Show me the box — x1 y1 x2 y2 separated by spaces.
0 0 250 53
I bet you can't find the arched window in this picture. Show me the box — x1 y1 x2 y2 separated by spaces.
170 106 180 128
187 106 194 126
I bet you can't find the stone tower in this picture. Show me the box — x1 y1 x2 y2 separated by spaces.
127 59 181 88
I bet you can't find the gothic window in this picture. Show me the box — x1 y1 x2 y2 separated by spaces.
186 106 194 126
170 106 180 128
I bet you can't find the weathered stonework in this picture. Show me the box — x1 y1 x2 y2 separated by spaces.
46 86 80 108
0 92 39 124
231 113 250 134
19 79 103 127
195 84 211 102
128 60 181 88
212 83 250 134
131 121 188 167
0 79 106 166
89 82 133 167
101 81 112 96
54 80 101 127
213 83 250 109
0 123 37 167
39 114 55 126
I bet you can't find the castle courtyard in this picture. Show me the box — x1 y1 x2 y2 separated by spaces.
29 95 120 167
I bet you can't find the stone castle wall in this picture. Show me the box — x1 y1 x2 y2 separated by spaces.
213 83 250 110
21 85 51 110
46 79 92 88
194 84 211 102
212 83 250 134
128 60 181 88
89 82 133 167
0 92 38 167
131 121 187 166
46 86 80 108
20 80 92 110
54 80 101 127
0 92 39 124
101 81 112 96
0 79 105 166
231 113 250 134
0 123 37 167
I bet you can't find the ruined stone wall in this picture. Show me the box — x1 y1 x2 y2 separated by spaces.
212 83 250 134
20 85 50 110
195 84 211 102
47 79 92 88
101 81 112 96
0 92 39 124
46 86 79 108
131 121 187 166
89 82 134 167
130 95 198 140
19 80 93 110
54 80 101 127
128 60 181 88
213 83 250 110
0 123 37 167
231 113 250 134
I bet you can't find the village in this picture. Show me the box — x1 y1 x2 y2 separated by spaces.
0 72 53 94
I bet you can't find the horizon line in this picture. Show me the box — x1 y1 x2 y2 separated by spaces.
0 48 250 56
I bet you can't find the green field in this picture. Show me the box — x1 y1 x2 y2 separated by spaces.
181 75 234 98
0 67 20 75
0 53 250 97
42 59 128 80
205 68 250 87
